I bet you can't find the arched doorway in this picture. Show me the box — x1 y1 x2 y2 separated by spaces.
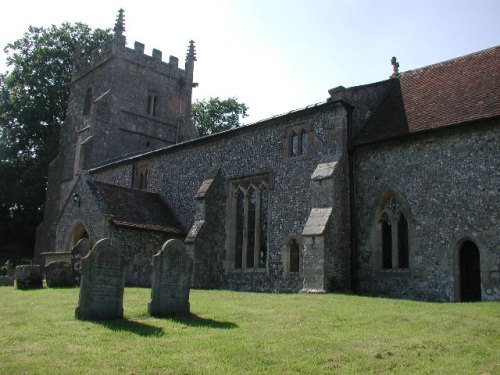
459 241 481 302
66 221 89 252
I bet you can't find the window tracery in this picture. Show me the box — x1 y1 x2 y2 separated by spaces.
378 196 409 269
230 176 269 269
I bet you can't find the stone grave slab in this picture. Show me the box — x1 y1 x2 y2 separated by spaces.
45 261 74 287
75 238 125 320
15 265 43 289
148 239 193 316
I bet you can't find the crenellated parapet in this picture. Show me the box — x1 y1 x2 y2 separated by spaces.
71 9 195 83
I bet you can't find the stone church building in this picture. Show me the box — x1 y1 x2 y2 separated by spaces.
35 11 500 302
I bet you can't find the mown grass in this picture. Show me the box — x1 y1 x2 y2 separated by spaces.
0 287 498 374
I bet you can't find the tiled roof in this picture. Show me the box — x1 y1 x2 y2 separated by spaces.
356 46 500 145
89 181 185 235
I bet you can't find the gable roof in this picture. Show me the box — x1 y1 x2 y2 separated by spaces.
89 180 184 235
356 46 500 145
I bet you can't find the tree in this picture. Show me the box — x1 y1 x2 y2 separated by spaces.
192 97 249 136
0 23 112 263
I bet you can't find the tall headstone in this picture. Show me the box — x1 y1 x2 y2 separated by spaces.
15 265 43 289
71 238 92 285
148 239 193 316
45 261 74 287
75 238 125 320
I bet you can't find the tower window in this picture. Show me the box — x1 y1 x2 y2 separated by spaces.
83 88 92 116
147 94 157 117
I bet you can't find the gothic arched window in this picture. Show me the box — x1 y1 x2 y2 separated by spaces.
300 129 308 155
230 176 269 269
377 194 410 269
290 132 298 157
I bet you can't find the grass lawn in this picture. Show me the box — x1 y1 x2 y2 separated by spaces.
0 287 498 374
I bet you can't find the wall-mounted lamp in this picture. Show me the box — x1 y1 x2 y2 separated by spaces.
73 193 81 208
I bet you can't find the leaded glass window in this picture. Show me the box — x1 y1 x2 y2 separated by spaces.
290 132 298 157
230 177 269 269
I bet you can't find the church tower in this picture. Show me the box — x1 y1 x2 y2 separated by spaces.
34 10 198 263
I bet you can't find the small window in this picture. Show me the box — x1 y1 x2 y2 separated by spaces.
83 88 92 116
289 239 300 273
381 214 392 269
397 214 409 268
287 125 312 158
132 162 149 190
147 94 157 117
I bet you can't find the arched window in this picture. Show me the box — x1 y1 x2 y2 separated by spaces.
377 194 410 269
132 162 149 190
230 177 269 269
459 241 481 302
289 239 300 273
83 88 92 116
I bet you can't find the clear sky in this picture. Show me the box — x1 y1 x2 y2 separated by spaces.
1 0 499 124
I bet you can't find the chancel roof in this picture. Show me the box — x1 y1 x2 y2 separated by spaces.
356 46 500 145
89 180 184 235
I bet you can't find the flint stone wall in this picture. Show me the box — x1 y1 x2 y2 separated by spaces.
91 105 344 292
354 121 500 301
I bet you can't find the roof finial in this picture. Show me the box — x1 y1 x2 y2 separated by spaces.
114 9 125 36
390 56 400 78
186 40 197 63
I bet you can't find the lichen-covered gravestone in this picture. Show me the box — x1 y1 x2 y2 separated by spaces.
15 265 43 289
75 238 125 320
71 238 92 285
45 261 74 287
148 239 193 316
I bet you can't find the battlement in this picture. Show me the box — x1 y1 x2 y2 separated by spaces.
71 9 194 82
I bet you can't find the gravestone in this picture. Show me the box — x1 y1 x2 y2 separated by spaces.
75 238 125 320
148 239 193 316
0 276 14 286
15 265 43 289
71 238 92 285
45 261 74 287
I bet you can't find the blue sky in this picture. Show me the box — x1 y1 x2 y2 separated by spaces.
1 0 499 123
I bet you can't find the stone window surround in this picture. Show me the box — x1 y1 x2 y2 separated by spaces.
226 173 270 272
146 91 160 117
284 122 314 160
372 192 412 271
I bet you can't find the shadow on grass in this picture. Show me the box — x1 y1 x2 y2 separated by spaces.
164 313 238 329
91 318 165 337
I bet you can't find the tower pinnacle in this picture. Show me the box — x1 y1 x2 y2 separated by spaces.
114 9 126 36
186 40 197 63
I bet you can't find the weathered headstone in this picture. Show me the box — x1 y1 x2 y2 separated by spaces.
75 238 125 320
71 238 92 285
148 239 193 316
15 265 43 289
45 261 74 287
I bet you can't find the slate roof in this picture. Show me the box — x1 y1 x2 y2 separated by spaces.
89 181 185 235
356 46 500 145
